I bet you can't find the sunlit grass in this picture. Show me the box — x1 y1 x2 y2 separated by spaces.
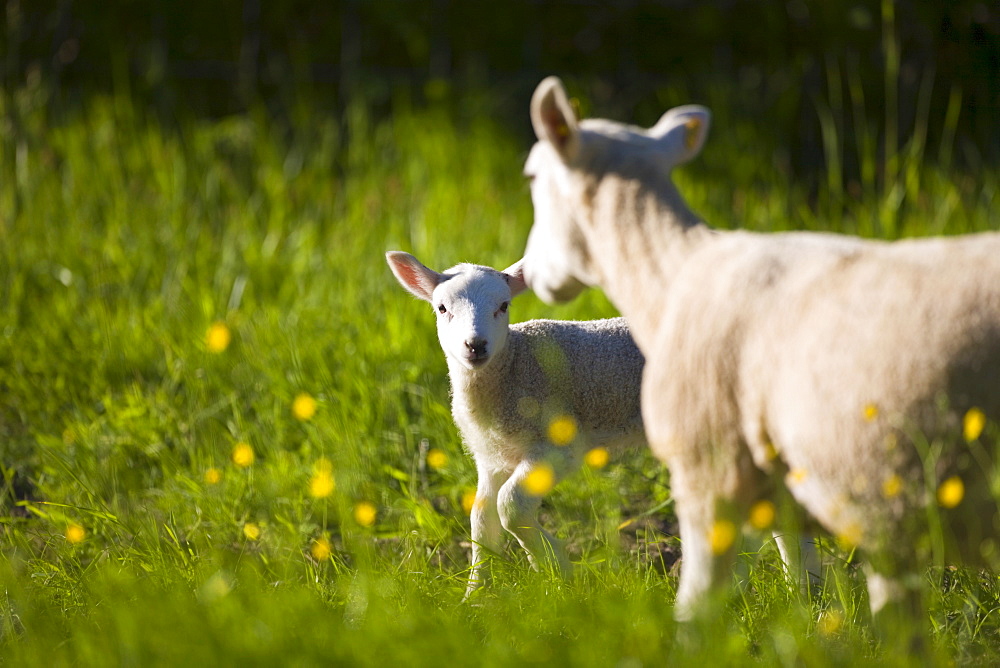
1 85 999 665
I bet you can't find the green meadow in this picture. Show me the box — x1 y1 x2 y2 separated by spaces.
2 81 999 665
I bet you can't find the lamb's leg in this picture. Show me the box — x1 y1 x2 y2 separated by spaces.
497 457 573 578
772 533 821 592
465 466 508 598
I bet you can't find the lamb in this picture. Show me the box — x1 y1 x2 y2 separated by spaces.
518 76 1000 636
386 250 646 596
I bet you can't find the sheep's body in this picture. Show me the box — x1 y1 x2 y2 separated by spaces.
386 252 644 596
519 76 1000 631
451 317 646 474
651 230 1000 565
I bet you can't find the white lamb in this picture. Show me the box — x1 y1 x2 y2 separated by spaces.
386 250 646 596
518 76 1000 635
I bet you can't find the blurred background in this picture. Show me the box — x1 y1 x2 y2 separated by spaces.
5 0 1000 183
3 5 1000 661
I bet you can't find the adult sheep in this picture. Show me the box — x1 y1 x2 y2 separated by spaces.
518 76 1000 635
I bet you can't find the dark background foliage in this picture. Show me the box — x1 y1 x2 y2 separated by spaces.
4 1 999 178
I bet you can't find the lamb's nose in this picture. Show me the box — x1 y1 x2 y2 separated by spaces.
465 338 488 357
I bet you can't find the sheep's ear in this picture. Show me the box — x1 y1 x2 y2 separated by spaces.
386 251 443 302
530 76 580 161
501 259 528 298
649 105 711 166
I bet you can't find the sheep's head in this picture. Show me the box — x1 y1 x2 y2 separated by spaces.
522 76 710 304
386 251 527 371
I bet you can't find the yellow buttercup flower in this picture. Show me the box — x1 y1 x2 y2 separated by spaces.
243 522 261 540
65 523 86 544
964 408 986 442
881 474 902 499
521 463 555 496
205 321 232 353
547 415 577 446
863 403 879 422
309 470 335 498
584 447 609 469
709 519 737 555
204 467 222 485
426 448 448 470
817 609 844 637
232 442 254 468
748 500 775 530
787 468 808 486
938 476 964 509
836 522 863 550
292 393 318 421
311 537 332 561
461 490 478 515
354 502 377 527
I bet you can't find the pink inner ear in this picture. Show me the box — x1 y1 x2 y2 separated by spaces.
395 262 421 289
392 260 437 301
543 108 566 135
396 262 433 299
503 266 528 297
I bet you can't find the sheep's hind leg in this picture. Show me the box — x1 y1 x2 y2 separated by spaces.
672 494 742 623
865 561 928 652
497 456 574 578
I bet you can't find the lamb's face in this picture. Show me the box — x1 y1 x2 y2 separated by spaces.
431 266 513 371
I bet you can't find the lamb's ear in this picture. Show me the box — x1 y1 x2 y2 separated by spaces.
501 259 528 298
530 76 580 161
649 105 711 166
386 251 443 302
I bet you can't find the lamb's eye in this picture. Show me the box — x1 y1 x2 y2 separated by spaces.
499 302 509 313
437 304 447 314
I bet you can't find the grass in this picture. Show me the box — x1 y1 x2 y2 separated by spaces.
1 81 1000 665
